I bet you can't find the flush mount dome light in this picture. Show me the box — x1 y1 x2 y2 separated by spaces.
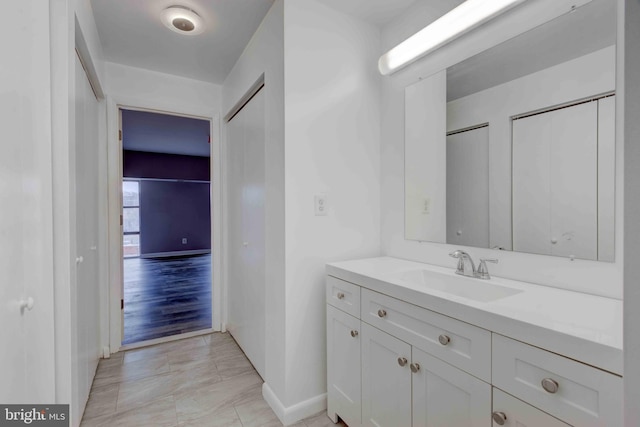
161 6 204 35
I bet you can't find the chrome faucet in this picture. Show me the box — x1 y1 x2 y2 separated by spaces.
449 250 476 277
449 250 499 280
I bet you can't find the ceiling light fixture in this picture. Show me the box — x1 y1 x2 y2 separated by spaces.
378 0 526 76
161 5 204 35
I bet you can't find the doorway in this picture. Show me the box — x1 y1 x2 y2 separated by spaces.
119 108 213 345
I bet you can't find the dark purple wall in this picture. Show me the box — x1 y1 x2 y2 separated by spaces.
139 180 211 255
123 150 210 181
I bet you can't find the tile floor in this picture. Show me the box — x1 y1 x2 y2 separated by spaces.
81 333 345 427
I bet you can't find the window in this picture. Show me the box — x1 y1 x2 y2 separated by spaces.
123 180 140 257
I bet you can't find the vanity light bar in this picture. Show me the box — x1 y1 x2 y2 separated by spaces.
378 0 527 76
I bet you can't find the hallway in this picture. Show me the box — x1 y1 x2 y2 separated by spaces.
81 333 343 426
123 254 212 344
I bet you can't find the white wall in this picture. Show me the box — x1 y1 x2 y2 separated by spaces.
404 73 447 243
106 62 221 111
623 0 640 423
380 3 624 299
282 0 381 418
222 1 382 423
222 0 287 404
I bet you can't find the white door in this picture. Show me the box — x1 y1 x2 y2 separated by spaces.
411 348 491 427
362 323 411 427
548 102 598 259
327 305 361 427
227 87 266 378
0 1 56 403
513 101 598 259
446 126 490 248
492 389 569 427
512 112 551 256
74 52 101 421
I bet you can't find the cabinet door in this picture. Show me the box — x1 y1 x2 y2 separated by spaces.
327 306 361 427
412 348 491 427
492 389 569 427
362 323 411 427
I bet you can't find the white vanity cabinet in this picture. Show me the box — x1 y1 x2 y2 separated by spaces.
360 322 491 427
326 261 623 427
328 277 491 427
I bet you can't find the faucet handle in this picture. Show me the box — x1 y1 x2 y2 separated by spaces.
477 258 498 280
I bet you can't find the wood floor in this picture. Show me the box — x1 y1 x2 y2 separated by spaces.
123 254 212 345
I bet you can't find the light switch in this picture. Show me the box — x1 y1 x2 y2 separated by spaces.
315 194 328 216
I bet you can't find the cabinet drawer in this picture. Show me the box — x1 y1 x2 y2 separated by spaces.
326 276 360 318
492 334 622 427
492 388 569 427
361 288 491 382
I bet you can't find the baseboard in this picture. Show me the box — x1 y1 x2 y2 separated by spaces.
140 249 211 258
262 382 327 426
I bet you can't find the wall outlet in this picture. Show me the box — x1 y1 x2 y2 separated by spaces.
314 194 328 216
182 238 188 244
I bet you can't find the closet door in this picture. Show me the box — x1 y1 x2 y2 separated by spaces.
226 87 266 378
513 102 598 259
548 102 597 259
446 126 490 248
74 52 101 422
512 113 552 256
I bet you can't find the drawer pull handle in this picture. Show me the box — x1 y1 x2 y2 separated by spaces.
492 412 507 425
337 292 345 300
438 334 451 346
541 378 559 394
410 363 420 373
377 309 387 318
397 357 408 367
350 330 358 338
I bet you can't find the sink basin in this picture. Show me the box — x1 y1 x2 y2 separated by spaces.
391 269 523 303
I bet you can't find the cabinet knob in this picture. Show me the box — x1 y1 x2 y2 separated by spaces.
438 334 451 346
377 309 387 318
541 378 559 394
410 363 420 373
492 411 507 425
350 330 358 338
337 292 345 300
551 237 558 244
397 357 408 367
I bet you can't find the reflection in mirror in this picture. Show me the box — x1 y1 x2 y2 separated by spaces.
404 0 616 261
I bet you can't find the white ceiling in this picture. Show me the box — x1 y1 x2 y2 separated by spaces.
319 0 419 27
91 0 275 84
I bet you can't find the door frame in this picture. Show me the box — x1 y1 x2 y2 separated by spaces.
106 97 222 353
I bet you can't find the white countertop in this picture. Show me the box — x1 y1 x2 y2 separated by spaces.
326 256 623 376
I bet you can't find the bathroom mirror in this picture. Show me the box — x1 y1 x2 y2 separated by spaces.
404 0 616 262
